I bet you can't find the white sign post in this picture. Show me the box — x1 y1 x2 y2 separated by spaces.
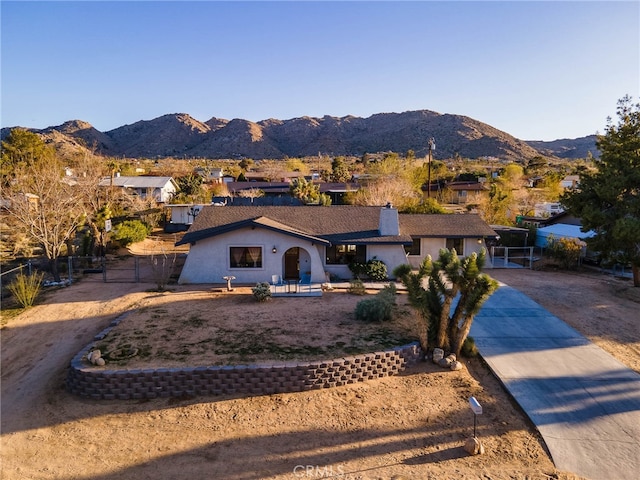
469 397 483 437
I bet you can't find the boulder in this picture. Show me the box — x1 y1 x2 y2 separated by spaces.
450 360 463 371
432 348 444 363
438 357 452 368
464 436 485 455
87 349 102 365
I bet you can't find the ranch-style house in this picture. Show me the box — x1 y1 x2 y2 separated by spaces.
176 205 497 285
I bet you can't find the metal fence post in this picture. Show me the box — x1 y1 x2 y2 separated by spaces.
68 256 73 283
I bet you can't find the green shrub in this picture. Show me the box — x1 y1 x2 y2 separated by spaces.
548 236 584 270
8 272 44 308
354 284 398 322
112 220 152 246
252 282 272 302
355 297 393 322
347 278 366 295
350 258 388 281
366 258 388 281
392 263 412 278
377 282 397 305
461 336 479 357
348 261 367 279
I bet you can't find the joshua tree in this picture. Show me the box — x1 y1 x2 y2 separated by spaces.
394 248 498 357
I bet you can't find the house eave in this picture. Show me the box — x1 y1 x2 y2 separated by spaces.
176 217 331 246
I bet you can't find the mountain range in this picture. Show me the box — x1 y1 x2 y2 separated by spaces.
1 110 598 161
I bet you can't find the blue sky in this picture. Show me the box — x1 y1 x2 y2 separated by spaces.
2 1 638 141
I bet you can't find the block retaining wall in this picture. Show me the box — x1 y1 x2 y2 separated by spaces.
67 343 423 400
67 313 423 400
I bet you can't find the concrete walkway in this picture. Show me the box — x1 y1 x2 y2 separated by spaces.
471 283 640 480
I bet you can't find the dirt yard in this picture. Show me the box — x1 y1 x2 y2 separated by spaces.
92 285 416 369
2 259 638 480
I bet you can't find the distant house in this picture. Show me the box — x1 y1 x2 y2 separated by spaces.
163 204 205 232
534 202 564 218
560 175 580 189
98 175 178 203
226 181 292 197
224 181 359 205
541 211 583 227
441 181 489 205
194 167 224 183
243 171 307 182
175 205 497 285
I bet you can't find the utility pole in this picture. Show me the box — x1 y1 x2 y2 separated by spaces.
427 138 435 198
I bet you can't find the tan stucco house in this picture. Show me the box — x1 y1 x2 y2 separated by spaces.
176 205 497 285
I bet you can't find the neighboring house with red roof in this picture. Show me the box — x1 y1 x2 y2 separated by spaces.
175 205 496 285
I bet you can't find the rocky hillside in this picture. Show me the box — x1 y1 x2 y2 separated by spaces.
526 135 598 159
1 110 591 161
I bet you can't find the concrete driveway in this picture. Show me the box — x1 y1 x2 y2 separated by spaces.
471 283 640 480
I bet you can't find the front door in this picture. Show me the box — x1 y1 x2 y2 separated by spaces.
284 247 299 279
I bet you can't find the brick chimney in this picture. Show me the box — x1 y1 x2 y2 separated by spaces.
379 202 399 236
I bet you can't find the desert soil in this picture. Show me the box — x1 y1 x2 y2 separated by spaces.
91 285 417 369
2 258 638 480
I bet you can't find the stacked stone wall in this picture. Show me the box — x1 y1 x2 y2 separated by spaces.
67 343 423 400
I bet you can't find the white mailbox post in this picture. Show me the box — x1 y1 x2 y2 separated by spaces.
469 397 483 437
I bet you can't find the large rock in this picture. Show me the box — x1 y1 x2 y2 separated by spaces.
87 349 101 365
464 437 485 455
438 357 452 368
432 348 444 363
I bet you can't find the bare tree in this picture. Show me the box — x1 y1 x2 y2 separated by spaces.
236 187 264 203
257 160 282 182
6 153 85 282
3 130 130 279
349 176 420 208
145 236 177 291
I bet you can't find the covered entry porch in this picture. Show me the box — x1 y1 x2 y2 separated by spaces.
269 245 326 297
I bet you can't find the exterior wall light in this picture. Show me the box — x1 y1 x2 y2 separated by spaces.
272 246 277 253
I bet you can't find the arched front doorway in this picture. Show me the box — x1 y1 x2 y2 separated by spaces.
284 247 300 280
283 247 312 280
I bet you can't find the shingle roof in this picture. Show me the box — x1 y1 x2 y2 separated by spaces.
400 213 497 238
177 205 410 245
445 181 489 191
176 206 496 246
